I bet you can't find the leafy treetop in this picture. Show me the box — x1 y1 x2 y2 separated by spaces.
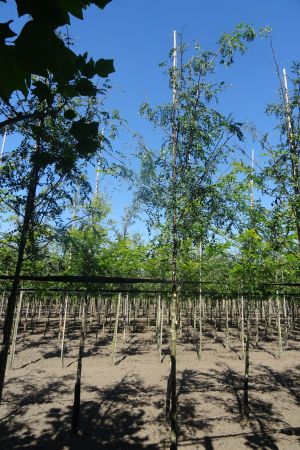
0 0 114 114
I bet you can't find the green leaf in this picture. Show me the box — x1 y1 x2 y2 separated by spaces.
15 21 77 80
32 150 55 168
0 46 28 97
17 0 112 27
79 56 96 78
70 118 96 141
0 21 17 46
93 0 112 9
64 109 77 120
95 59 115 78
56 147 76 173
70 119 99 156
32 80 54 105
62 0 84 20
75 78 97 96
76 137 99 156
227 122 244 141
30 124 48 140
259 27 272 38
57 83 78 98
16 0 70 28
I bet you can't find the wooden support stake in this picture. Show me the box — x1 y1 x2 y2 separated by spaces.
9 290 24 370
60 294 68 367
111 293 121 365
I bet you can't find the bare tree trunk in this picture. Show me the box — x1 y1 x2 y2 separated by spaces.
156 295 161 348
225 299 229 350
23 300 30 341
276 292 283 359
283 295 288 349
159 298 164 362
197 291 203 359
43 299 52 337
57 298 63 341
122 294 129 342
111 293 121 365
255 301 259 348
0 292 6 325
167 29 179 450
60 294 68 367
71 295 87 435
193 300 197 331
178 304 182 338
241 296 245 360
9 290 24 370
243 303 250 419
213 303 217 343
147 299 151 328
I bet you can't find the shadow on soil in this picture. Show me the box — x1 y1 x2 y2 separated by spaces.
0 373 165 449
1 330 300 449
176 363 300 449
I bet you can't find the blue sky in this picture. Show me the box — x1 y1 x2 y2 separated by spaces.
71 0 300 236
2 0 300 238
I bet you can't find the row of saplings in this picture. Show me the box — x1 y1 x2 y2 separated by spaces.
0 288 299 443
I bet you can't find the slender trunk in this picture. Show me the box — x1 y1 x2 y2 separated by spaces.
218 299 222 331
229 298 233 328
255 301 259 348
133 298 137 332
193 300 197 331
128 299 132 330
57 298 63 341
156 295 161 348
95 297 100 340
178 304 182 338
0 292 6 325
22 299 30 341
109 300 112 332
60 295 68 367
147 299 150 328
169 179 178 448
0 157 39 403
268 298 272 332
159 298 164 362
9 290 24 369
282 69 300 252
264 301 268 340
243 304 250 419
197 241 203 358
283 295 288 349
43 299 52 337
30 297 36 333
71 296 87 435
225 299 229 350
123 294 128 342
168 29 178 450
111 293 121 365
241 296 245 360
197 291 203 359
213 304 217 343
276 292 283 359
203 298 206 332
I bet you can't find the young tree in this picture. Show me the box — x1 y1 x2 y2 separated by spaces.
0 71 113 402
136 25 260 448
262 62 300 253
63 195 111 276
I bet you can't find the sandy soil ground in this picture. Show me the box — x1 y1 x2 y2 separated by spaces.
0 318 299 449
